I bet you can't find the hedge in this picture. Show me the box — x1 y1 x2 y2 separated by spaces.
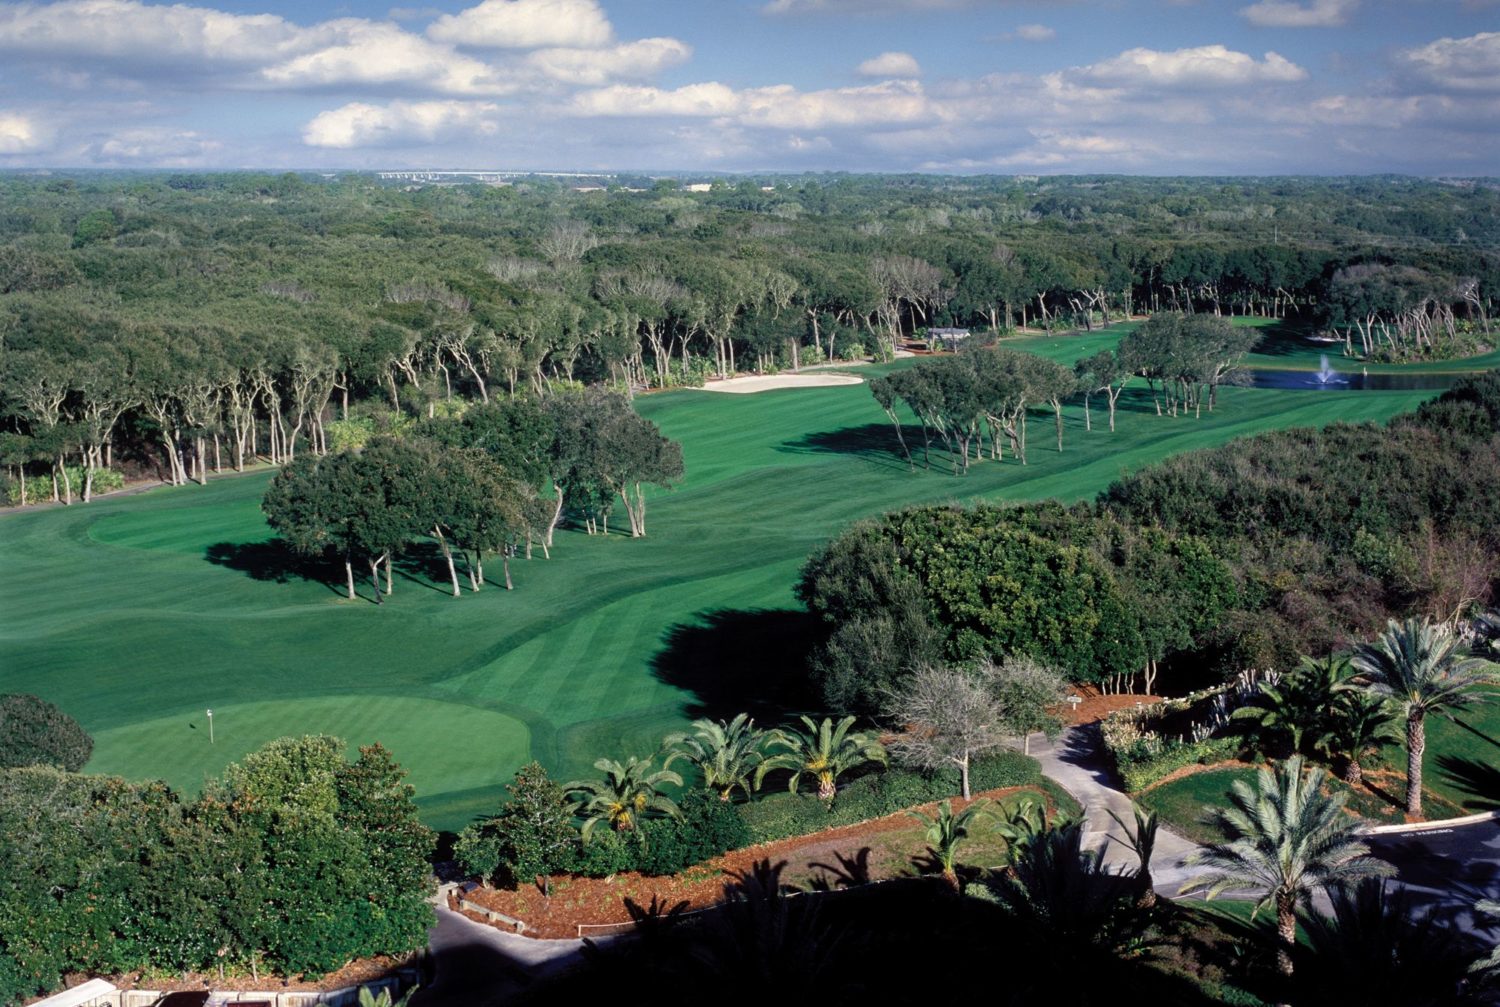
0 694 93 772
738 750 1043 845
1117 737 1240 794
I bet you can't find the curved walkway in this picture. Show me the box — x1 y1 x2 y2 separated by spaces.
1027 726 1203 892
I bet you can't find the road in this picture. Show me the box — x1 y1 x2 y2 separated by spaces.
1368 818 1500 937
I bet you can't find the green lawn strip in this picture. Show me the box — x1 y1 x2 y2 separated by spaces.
0 364 1443 831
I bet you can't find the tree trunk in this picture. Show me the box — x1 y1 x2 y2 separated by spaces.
1275 894 1297 979
435 528 461 597
503 551 513 590
1343 757 1362 786
369 558 383 606
1406 711 1425 819
959 753 971 801
384 553 393 596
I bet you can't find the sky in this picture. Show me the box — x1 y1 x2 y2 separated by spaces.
0 0 1496 174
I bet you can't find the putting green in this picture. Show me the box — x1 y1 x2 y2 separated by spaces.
90 696 529 819
0 321 1457 832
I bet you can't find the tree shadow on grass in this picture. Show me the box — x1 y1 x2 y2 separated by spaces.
1435 754 1500 811
650 608 821 721
204 539 346 597
776 423 935 473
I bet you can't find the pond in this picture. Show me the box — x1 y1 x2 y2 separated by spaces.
1244 367 1465 392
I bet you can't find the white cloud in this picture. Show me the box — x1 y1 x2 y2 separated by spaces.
525 37 692 85
1238 0 1358 28
261 21 514 95
567 78 935 131
568 82 742 118
857 51 922 78
1080 45 1307 88
1398 32 1500 93
1010 24 1055 42
90 127 221 164
0 111 49 153
0 0 306 65
302 99 501 148
427 0 613 50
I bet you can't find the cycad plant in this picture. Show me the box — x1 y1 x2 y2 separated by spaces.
909 798 991 889
1181 756 1393 978
564 755 683 841
1107 804 1160 909
664 713 767 802
756 715 886 801
1314 690 1400 785
1233 655 1356 757
1352 616 1494 818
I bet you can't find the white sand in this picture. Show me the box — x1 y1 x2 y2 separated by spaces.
700 372 865 394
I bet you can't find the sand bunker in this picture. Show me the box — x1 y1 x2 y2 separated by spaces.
701 372 865 394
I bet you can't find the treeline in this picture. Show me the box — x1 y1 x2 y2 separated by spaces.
800 372 1500 710
2 173 1497 505
263 388 682 602
0 735 434 1005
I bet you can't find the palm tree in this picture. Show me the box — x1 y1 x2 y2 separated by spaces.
756 715 886 802
1472 899 1500 997
985 818 1151 964
1314 690 1400 785
909 798 991 888
664 713 767 802
1107 803 1160 909
564 755 683 841
1352 616 1494 818
1233 655 1356 757
1180 756 1394 979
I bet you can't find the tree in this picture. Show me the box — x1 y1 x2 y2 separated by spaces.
1106 804 1160 909
0 694 93 771
885 665 1007 800
1233 657 1356 758
565 756 683 841
1352 617 1493 818
908 798 991 889
982 656 1068 755
1315 690 1400 785
455 762 578 887
756 715 886 802
1181 756 1394 978
664 714 767 803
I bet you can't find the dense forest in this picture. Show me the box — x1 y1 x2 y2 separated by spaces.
1 171 1498 508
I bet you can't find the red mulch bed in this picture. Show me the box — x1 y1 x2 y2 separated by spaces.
1064 684 1161 725
457 784 1056 940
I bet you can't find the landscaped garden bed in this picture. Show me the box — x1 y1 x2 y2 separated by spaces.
454 783 1071 939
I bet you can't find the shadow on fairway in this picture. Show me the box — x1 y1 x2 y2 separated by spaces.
651 608 820 721
777 423 922 471
1436 754 1500 811
204 539 345 595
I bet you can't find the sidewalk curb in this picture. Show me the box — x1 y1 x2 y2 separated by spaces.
1360 808 1500 835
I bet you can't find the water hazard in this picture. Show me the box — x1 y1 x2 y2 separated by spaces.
1245 355 1467 392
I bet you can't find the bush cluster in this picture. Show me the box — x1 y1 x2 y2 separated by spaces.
0 737 435 1005
0 693 93 771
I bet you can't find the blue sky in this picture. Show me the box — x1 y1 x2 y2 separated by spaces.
0 0 1496 173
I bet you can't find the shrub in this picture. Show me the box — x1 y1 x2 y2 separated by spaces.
455 762 579 888
0 694 93 771
1116 736 1239 793
573 830 638 877
636 793 751 876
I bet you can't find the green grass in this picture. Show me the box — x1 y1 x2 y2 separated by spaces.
1138 767 1258 845
0 334 1445 832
